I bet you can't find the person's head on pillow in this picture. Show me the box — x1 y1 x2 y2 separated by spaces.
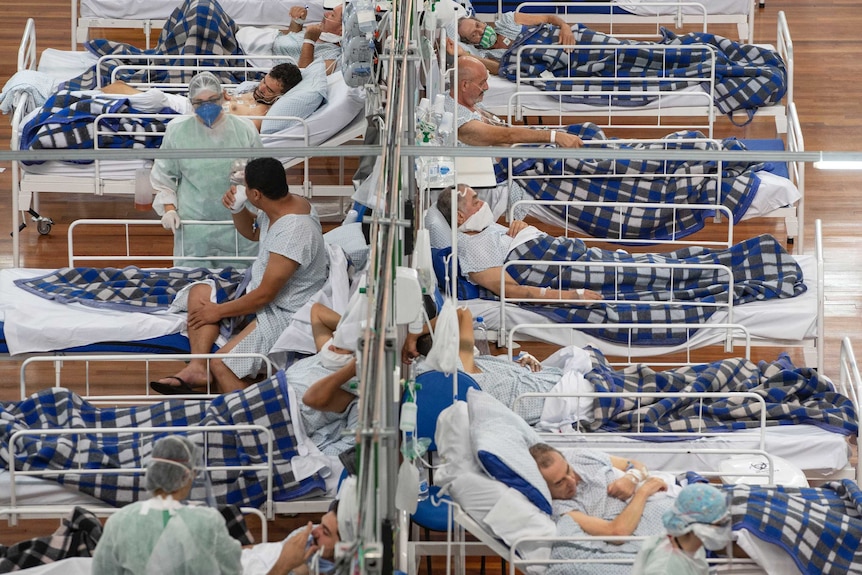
254 62 303 105
436 183 495 233
529 442 580 500
457 16 498 50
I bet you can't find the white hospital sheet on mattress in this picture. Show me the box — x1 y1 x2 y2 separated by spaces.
617 0 752 16
0 268 187 355
80 0 325 27
466 254 817 355
482 76 713 116
542 424 849 476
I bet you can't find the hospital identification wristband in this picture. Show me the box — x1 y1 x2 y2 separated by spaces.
549 130 556 144
303 39 316 46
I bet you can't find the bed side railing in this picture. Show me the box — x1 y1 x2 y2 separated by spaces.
505 43 716 136
2 424 275 525
837 337 861 483
786 101 805 252
19 353 277 403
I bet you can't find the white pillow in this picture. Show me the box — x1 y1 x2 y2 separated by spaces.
261 60 328 134
467 388 552 515
447 471 509 533
484 487 555 571
435 401 482 487
324 222 369 270
425 206 453 249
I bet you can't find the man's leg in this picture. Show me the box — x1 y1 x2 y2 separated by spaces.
156 284 221 389
210 320 259 393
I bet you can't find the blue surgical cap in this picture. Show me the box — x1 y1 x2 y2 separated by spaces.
663 483 729 536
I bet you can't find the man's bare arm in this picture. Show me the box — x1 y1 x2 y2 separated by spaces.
565 477 668 540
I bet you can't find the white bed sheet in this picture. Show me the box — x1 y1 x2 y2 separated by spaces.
466 253 817 355
482 75 713 116
616 0 751 16
80 0 326 27
541 424 849 477
0 268 186 355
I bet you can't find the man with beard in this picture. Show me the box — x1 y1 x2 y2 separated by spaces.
222 62 304 130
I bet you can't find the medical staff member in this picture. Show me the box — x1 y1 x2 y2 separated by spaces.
151 71 263 268
633 483 732 575
91 435 243 574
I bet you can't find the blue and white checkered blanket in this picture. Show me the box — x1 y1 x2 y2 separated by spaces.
728 480 862 575
59 0 259 92
583 349 857 435
14 266 245 312
0 371 326 508
494 123 761 241
499 24 786 124
503 233 805 346
19 90 175 165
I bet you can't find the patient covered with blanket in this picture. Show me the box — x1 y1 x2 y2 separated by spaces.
437 185 805 346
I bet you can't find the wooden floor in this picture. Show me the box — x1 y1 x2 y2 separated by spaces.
0 0 861 571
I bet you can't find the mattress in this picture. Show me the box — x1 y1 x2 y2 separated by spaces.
538 424 850 477
79 0 326 27
0 268 188 356
465 253 817 356
469 0 752 17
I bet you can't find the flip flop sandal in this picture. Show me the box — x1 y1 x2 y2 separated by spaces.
149 376 205 395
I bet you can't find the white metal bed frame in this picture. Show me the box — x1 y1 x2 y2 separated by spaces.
481 8 793 139
497 218 824 375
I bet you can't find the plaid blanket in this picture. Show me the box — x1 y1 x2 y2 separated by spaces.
494 123 762 241
14 266 245 312
728 480 862 574
0 372 326 508
59 0 259 92
19 90 175 165
499 24 786 123
504 233 805 345
582 349 857 435
0 505 253 571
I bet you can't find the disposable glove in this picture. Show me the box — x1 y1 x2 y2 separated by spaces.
161 209 181 232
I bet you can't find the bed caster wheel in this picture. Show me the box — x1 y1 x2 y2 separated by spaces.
37 219 53 235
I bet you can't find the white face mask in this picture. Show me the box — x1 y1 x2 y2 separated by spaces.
318 32 342 44
690 522 732 551
458 202 495 232
319 339 355 370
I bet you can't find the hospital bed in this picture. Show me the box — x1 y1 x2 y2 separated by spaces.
497 104 805 250
478 9 793 139
70 0 326 49
433 214 823 377
417 365 860 574
471 0 758 44
9 18 368 266
0 218 360 359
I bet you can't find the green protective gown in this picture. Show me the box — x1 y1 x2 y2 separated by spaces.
91 501 242 575
151 113 263 268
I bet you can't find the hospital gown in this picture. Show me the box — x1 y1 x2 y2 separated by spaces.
150 113 262 268
286 355 359 456
470 355 562 424
92 501 242 575
223 211 329 379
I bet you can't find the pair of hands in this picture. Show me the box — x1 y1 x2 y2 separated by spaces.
607 475 667 501
273 522 319 575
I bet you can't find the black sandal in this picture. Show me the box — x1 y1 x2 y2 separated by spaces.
149 376 205 395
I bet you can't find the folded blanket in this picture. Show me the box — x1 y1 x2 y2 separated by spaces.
0 69 59 114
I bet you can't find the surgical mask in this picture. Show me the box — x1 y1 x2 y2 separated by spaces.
319 343 355 370
478 25 497 49
690 522 732 551
458 202 495 232
194 102 222 128
319 32 342 44
305 534 337 574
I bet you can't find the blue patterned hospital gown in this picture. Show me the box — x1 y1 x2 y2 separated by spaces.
224 211 329 378
272 32 342 68
456 223 513 274
471 355 561 424
285 354 359 456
